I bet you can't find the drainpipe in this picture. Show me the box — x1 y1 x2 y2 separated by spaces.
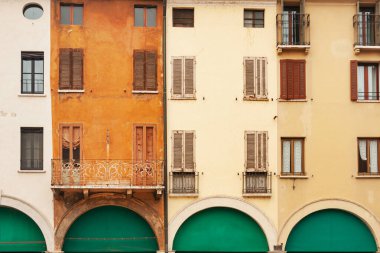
162 0 168 251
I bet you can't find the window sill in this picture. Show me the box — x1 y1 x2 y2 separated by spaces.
58 89 85 93
132 90 159 94
355 175 380 179
243 193 271 198
278 99 308 102
18 93 46 97
18 170 46 173
354 45 380 54
356 100 380 103
170 97 196 100
243 96 269 101
280 175 309 179
169 193 199 197
277 45 310 54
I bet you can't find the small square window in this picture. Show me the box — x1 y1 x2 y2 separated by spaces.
60 4 83 25
281 138 305 176
134 6 157 27
358 138 380 175
173 8 194 27
244 9 264 28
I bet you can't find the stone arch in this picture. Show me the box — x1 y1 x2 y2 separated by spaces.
278 198 380 250
0 194 54 252
168 196 277 251
54 194 164 251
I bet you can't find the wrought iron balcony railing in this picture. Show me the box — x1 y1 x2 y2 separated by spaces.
353 14 380 46
51 159 164 188
243 171 271 194
169 171 199 194
276 13 310 46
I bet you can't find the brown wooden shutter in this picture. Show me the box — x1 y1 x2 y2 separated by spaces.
246 133 256 169
299 60 306 99
261 58 267 98
376 1 380 45
145 51 157 91
257 132 262 169
245 59 255 96
256 58 261 97
259 132 268 170
173 132 183 170
134 51 145 90
287 61 295 99
173 58 183 96
72 49 83 89
184 132 194 170
351 60 358 101
146 127 154 160
59 49 71 89
135 126 144 161
184 58 194 96
280 60 288 99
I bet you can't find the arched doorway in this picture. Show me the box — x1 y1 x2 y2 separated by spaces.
63 206 158 253
0 207 46 252
285 209 377 252
173 207 269 252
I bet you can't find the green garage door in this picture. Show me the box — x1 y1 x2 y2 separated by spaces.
286 209 377 252
0 207 46 252
63 206 158 253
173 207 269 253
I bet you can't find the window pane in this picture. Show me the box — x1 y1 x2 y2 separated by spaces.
370 140 378 173
294 140 302 173
255 11 264 19
244 10 254 19
34 74 44 93
244 20 254 27
282 141 291 173
21 128 43 170
34 60 43 73
368 65 377 100
73 6 83 25
23 59 32 73
22 74 32 93
135 7 144 27
358 140 368 173
60 5 71 25
23 5 44 20
147 7 156 27
357 65 365 100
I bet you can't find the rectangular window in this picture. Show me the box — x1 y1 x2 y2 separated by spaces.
280 59 306 100
21 52 44 94
173 8 194 27
172 57 195 98
21 128 43 170
244 10 264 28
172 131 195 171
171 171 197 194
357 7 376 46
358 138 380 175
61 125 82 163
281 138 305 175
134 6 157 27
351 61 379 101
134 125 156 161
244 171 271 194
59 48 83 90
60 4 83 25
244 57 267 99
133 50 157 91
246 131 268 170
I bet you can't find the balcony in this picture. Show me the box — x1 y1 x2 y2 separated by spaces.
243 171 272 197
169 171 199 196
276 13 310 53
353 14 380 53
51 159 164 193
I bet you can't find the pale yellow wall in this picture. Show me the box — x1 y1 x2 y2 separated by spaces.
166 0 279 243
277 0 380 246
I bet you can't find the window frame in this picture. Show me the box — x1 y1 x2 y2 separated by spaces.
244 57 268 100
172 130 196 172
244 9 265 28
59 48 84 90
357 138 380 175
171 56 196 99
59 124 83 161
245 131 268 171
133 50 157 91
281 138 305 176
20 127 43 170
21 52 44 94
280 59 306 100
133 124 157 161
172 8 194 27
60 3 84 25
357 62 379 101
134 5 157 27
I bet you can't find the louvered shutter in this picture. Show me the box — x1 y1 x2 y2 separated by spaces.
145 51 157 91
135 127 144 161
184 132 194 170
293 61 301 99
184 58 194 96
257 132 268 170
351 60 358 101
72 49 83 89
280 60 288 99
173 58 183 96
256 58 261 97
59 49 71 89
173 132 183 170
246 133 256 170
376 1 380 45
299 60 306 99
245 59 255 96
287 61 295 99
134 51 145 90
260 58 267 98
146 127 154 160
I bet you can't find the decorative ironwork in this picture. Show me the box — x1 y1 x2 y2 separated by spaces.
243 171 271 194
51 159 164 187
276 13 310 46
169 171 199 194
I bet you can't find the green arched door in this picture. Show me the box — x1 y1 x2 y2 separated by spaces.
63 206 158 253
173 207 269 253
286 209 377 253
0 207 46 252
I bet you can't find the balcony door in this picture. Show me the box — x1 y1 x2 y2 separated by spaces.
134 125 156 162
61 125 82 184
283 6 301 45
358 7 375 45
